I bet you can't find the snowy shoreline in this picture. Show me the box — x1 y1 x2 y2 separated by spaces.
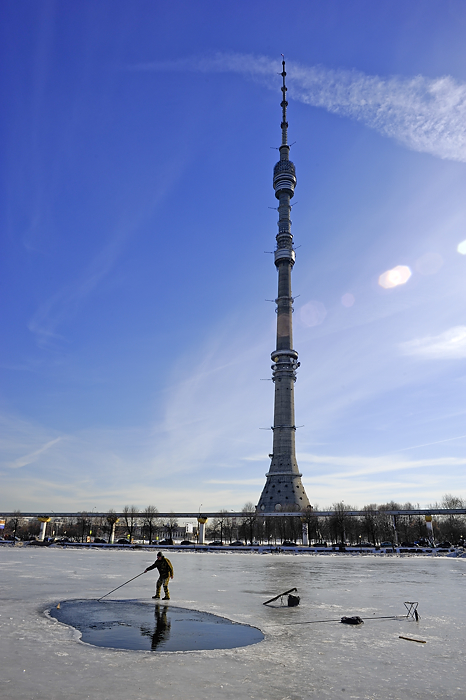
3 540 465 558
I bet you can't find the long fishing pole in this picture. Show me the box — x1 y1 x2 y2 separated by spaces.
97 571 146 601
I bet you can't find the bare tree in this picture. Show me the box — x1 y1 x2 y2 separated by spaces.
437 494 466 543
283 505 302 543
360 504 379 545
122 505 140 542
142 506 160 544
398 502 416 544
207 509 229 543
222 514 234 543
377 501 402 544
300 505 320 544
329 502 352 545
8 510 22 544
260 516 278 544
92 515 107 540
240 502 257 545
77 512 91 542
164 512 179 541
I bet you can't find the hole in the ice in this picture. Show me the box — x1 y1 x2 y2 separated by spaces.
49 600 264 651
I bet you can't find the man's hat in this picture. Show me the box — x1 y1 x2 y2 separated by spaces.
157 552 162 557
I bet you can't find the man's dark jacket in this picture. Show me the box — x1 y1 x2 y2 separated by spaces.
146 556 173 578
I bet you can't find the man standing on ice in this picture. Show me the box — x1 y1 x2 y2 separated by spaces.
144 552 174 600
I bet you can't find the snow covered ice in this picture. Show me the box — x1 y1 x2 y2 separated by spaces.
1 546 465 700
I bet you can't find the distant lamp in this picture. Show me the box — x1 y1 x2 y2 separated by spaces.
37 516 51 542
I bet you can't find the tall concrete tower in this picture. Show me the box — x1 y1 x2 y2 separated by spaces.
257 60 310 513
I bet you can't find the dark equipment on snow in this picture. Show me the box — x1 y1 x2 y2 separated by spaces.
341 616 364 625
97 571 146 601
288 594 300 607
263 587 299 606
404 601 420 620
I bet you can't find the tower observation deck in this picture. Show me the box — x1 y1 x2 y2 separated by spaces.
257 59 310 513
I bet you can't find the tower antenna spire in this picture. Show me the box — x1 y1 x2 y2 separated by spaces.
280 55 288 146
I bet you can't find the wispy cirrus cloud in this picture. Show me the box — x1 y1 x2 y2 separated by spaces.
400 326 466 359
8 437 64 469
298 451 466 507
300 451 466 479
27 155 185 348
28 228 127 346
132 52 466 162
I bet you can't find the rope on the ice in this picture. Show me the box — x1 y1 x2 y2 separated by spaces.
270 602 420 626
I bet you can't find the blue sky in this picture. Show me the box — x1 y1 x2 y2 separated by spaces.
1 1 466 513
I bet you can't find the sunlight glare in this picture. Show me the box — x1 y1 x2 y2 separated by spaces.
378 265 412 289
457 240 466 255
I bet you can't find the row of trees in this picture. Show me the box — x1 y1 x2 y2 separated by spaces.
3 495 465 545
2 506 180 543
205 495 466 546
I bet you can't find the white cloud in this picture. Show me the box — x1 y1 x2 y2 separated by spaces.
133 53 466 162
400 326 466 359
300 451 466 477
290 63 466 162
299 451 466 507
206 478 264 486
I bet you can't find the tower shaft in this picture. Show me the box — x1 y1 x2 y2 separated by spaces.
257 60 310 513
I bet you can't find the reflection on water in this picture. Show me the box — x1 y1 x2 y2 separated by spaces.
49 599 264 651
140 604 171 650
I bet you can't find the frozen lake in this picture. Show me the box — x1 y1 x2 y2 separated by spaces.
1 546 465 699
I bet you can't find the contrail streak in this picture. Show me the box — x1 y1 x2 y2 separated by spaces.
132 52 466 162
390 435 466 454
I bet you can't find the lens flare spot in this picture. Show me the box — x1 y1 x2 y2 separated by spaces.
300 300 327 327
378 265 412 289
457 240 466 255
341 293 355 308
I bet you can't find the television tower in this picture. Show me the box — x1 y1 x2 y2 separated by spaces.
257 59 310 513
